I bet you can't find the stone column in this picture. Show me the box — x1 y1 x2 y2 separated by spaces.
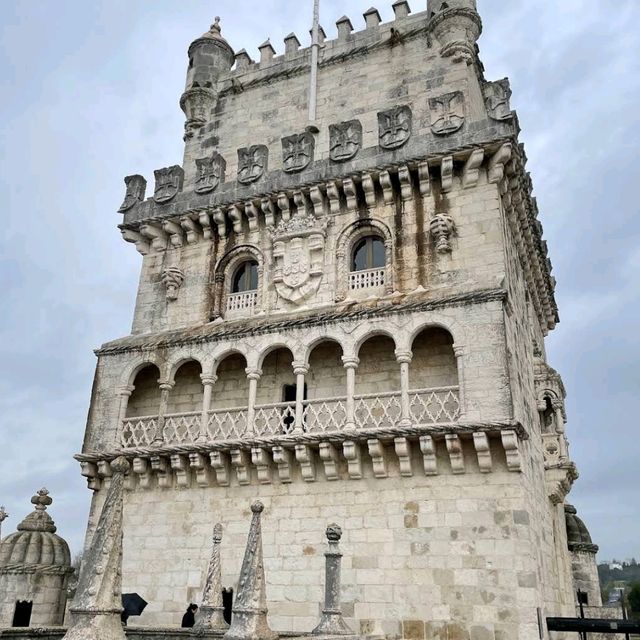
453 345 466 420
395 350 413 427
116 385 135 448
198 375 218 441
312 524 353 637
553 399 568 460
153 380 175 444
245 369 262 436
195 523 228 631
223 502 277 640
342 357 359 431
63 457 130 640
292 361 310 434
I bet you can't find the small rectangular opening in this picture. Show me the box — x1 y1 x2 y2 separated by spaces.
12 601 33 627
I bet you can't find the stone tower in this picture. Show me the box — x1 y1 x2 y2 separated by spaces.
78 2 588 637
0 490 73 628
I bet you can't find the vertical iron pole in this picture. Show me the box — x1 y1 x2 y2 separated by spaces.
309 0 320 123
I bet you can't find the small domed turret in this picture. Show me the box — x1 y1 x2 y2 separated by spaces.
427 0 482 64
565 504 598 553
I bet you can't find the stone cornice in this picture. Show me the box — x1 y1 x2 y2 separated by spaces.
0 563 74 576
95 288 507 357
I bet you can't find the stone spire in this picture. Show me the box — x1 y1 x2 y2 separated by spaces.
63 457 130 640
16 488 56 533
223 501 277 640
195 522 229 632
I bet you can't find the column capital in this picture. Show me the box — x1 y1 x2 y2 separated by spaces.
341 356 360 370
201 374 218 386
395 349 413 364
118 385 135 397
453 345 465 358
245 368 263 381
292 361 310 376
158 380 175 392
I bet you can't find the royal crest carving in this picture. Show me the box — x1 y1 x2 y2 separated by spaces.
118 175 147 212
153 166 184 204
378 106 412 150
484 79 513 121
282 133 315 173
237 145 268 184
271 209 325 304
430 91 465 135
195 152 226 195
329 120 362 162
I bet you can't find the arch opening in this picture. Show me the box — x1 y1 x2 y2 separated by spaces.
126 364 161 418
410 327 458 389
166 360 203 415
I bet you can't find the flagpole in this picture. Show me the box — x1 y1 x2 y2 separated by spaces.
309 0 320 123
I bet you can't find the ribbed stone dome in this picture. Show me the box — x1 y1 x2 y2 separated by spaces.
0 489 71 571
565 504 599 554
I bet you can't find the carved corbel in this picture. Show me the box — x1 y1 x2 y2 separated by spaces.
440 156 454 192
180 216 202 244
398 166 413 202
277 192 291 222
150 455 172 488
489 143 513 184
319 442 340 481
97 460 113 488
473 432 493 473
189 453 212 487
170 454 191 487
261 198 275 228
326 181 341 215
140 223 168 253
368 439 388 478
418 161 431 198
251 448 272 485
361 173 376 209
343 179 357 211
209 451 230 486
212 208 227 240
121 229 150 256
80 461 101 491
295 444 316 482
231 449 251 485
419 435 438 476
272 446 294 483
462 149 485 189
379 170 394 204
293 191 307 214
429 213 456 254
228 205 243 234
446 434 465 474
199 211 213 240
343 440 363 479
309 186 326 217
245 201 259 232
161 266 185 301
501 430 522 472
162 220 185 248
132 457 152 490
394 437 413 477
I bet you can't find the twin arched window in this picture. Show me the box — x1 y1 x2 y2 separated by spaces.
232 261 258 293
351 236 385 272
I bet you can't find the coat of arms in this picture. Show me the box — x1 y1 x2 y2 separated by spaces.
271 210 325 304
378 106 412 150
329 120 363 162
195 152 226 195
483 79 513 121
282 133 315 173
118 174 147 212
429 91 465 135
237 145 268 184
153 165 184 204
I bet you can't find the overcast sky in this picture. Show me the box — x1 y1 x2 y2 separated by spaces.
0 1 638 561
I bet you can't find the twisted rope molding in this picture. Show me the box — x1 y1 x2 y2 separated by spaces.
0 564 74 576
75 420 526 463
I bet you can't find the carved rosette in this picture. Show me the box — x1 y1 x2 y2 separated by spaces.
180 86 217 140
484 79 513 121
329 120 363 162
161 267 185 301
237 145 269 184
118 175 147 212
282 133 315 172
195 152 226 194
378 106 412 150
429 91 465 135
271 210 326 305
429 213 456 253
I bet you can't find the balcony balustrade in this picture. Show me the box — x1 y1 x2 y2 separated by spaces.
120 386 460 449
348 267 386 291
226 291 257 313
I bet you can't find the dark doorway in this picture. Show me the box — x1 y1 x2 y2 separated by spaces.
282 384 307 431
12 601 33 627
222 588 233 624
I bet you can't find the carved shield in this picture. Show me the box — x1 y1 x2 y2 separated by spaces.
430 92 465 135
281 240 311 289
484 79 513 121
329 120 363 162
118 175 147 212
195 153 226 195
282 133 315 173
153 166 184 204
237 145 268 184
378 106 412 150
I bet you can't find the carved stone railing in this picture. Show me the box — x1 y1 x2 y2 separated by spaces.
348 267 386 292
120 388 460 448
226 291 257 313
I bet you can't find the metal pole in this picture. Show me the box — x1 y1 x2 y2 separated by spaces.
309 0 320 123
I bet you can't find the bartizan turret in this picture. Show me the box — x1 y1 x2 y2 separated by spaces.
426 0 482 64
180 17 235 140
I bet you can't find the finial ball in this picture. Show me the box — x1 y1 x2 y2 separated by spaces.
251 500 264 514
213 523 223 542
111 456 130 474
326 523 343 542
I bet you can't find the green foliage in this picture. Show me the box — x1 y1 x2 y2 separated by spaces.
628 583 640 615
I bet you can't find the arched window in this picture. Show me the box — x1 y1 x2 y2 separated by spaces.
352 236 385 272
232 261 258 293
